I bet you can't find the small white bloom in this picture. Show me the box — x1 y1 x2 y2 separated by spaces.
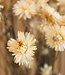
13 0 37 20
7 31 37 68
45 24 65 51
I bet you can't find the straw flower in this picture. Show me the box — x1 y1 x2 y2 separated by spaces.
13 0 37 20
7 31 37 68
45 24 65 51
40 64 52 75
42 5 61 23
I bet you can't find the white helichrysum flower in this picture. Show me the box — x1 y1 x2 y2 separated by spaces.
40 64 52 75
45 24 65 51
13 0 37 20
42 5 61 23
7 31 37 68
36 0 48 12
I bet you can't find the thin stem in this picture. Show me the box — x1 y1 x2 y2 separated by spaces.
55 51 60 60
52 51 56 74
3 13 8 41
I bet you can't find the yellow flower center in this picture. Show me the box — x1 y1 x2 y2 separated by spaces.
17 41 28 54
18 41 22 46
53 34 62 41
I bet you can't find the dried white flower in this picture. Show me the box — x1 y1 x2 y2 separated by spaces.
45 24 65 51
7 31 37 68
42 5 61 23
13 0 37 20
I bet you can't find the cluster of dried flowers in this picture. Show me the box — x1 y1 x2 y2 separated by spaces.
13 0 65 51
3 0 65 75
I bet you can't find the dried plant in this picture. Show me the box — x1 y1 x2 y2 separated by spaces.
7 31 37 68
1 0 65 75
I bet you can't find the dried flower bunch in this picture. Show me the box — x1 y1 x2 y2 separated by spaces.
3 0 65 74
7 31 37 68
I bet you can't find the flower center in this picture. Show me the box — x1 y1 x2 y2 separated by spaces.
17 41 28 54
53 34 62 41
18 41 22 46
